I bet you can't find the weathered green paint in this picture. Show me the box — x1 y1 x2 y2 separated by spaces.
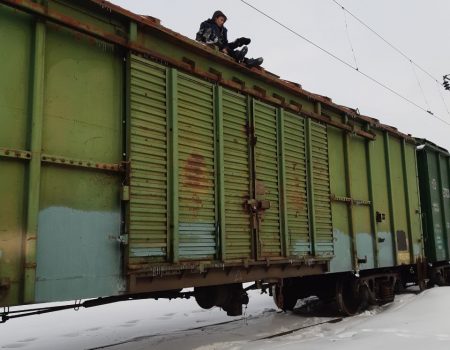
437 155 449 258
350 136 374 270
128 55 168 262
177 73 216 260
343 133 357 270
215 86 226 261
222 90 252 260
328 127 352 272
168 68 179 263
277 108 289 257
384 132 399 265
366 140 380 267
401 140 414 262
310 122 333 256
305 118 317 256
417 141 450 262
0 6 33 307
283 112 310 255
0 0 431 308
24 20 46 303
254 101 282 258
129 21 137 42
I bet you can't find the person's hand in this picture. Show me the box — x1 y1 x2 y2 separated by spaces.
221 48 228 54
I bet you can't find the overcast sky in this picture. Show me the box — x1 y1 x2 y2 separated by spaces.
110 0 450 150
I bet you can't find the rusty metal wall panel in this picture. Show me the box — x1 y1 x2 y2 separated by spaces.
311 122 333 254
284 112 310 255
177 73 217 259
254 101 282 257
222 90 252 260
129 55 168 260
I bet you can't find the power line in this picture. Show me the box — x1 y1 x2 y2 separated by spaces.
341 7 359 70
330 0 445 88
239 0 450 127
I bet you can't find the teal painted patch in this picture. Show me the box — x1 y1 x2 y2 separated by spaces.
330 230 352 272
377 231 395 267
355 232 375 270
35 207 124 302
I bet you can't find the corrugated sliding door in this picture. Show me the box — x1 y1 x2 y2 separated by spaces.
128 55 168 263
177 73 217 260
284 112 310 255
311 121 333 255
222 90 252 260
254 101 282 258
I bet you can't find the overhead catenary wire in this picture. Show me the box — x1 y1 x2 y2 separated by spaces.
341 6 359 70
239 0 450 127
331 0 445 88
411 62 432 113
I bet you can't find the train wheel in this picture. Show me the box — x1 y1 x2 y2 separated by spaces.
273 284 298 311
335 277 368 316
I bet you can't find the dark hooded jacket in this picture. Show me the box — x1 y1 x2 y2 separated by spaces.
196 11 229 50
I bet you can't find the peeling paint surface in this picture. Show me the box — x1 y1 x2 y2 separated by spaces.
35 207 124 302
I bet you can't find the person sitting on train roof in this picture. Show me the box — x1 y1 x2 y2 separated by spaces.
196 10 263 68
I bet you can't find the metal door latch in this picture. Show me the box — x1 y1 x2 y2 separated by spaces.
246 199 271 212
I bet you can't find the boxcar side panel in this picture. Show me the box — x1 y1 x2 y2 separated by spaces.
350 137 375 270
254 101 282 258
328 127 352 272
0 6 33 306
35 25 124 301
222 90 252 260
405 144 424 260
389 138 410 264
372 132 395 267
177 73 217 260
128 55 168 263
283 112 310 255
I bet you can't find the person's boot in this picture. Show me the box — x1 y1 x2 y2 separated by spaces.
234 37 251 47
244 57 263 68
234 46 248 62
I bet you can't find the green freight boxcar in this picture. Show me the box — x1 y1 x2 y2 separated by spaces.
416 139 450 285
0 0 427 319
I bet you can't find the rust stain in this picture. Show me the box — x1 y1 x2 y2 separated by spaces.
181 153 211 219
183 153 206 189
289 162 305 212
255 180 266 197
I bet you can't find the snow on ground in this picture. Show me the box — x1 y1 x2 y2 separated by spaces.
0 287 449 349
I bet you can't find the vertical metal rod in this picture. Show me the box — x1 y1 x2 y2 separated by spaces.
401 140 415 263
277 108 289 257
168 68 179 263
413 148 425 258
384 132 398 265
343 133 358 270
215 86 226 261
123 52 131 272
365 139 379 268
305 118 316 256
436 154 450 259
24 21 46 303
248 97 258 260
